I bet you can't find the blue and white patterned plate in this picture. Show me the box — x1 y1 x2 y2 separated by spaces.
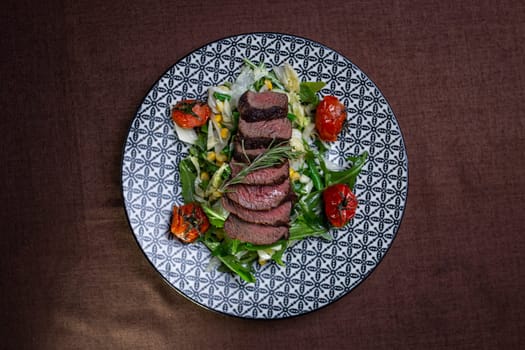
122 33 408 319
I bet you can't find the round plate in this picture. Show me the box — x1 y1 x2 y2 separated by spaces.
122 33 408 319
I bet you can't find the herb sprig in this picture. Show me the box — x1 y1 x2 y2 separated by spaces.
220 141 300 191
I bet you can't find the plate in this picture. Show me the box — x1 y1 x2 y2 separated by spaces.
122 33 408 319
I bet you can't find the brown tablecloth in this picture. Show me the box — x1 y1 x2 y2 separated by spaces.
2 0 524 348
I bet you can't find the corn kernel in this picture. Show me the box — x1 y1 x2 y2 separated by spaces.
289 169 301 182
216 152 227 163
214 114 222 123
200 172 209 181
220 127 229 139
264 79 272 90
210 190 223 200
206 152 216 162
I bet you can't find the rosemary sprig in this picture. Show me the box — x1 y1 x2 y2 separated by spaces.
220 141 299 191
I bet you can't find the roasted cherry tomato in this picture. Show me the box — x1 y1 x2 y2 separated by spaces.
323 183 358 227
170 203 210 243
171 100 211 128
315 96 346 141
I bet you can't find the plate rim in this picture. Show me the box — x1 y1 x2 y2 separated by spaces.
120 31 410 319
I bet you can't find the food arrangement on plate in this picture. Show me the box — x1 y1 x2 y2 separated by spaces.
169 58 368 282
122 32 408 318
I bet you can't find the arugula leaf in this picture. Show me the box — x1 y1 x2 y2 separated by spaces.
239 251 258 264
302 81 326 93
201 202 229 228
297 191 325 223
195 129 207 151
314 139 329 156
324 151 368 189
231 111 240 134
271 244 288 266
209 236 236 256
289 218 332 241
178 158 196 203
299 81 326 105
305 151 324 191
218 255 256 283
289 190 331 241
200 235 256 283
200 232 220 251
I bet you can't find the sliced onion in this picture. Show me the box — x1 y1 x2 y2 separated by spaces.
174 122 198 145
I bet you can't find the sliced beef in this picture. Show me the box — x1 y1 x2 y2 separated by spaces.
222 197 292 226
238 91 288 122
232 139 267 162
229 160 289 185
224 214 289 245
226 178 291 211
238 117 292 144
233 136 287 152
224 90 293 245
236 138 274 149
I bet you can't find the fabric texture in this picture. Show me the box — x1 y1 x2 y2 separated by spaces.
1 0 524 348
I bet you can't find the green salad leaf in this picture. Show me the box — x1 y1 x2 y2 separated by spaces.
270 244 287 266
289 218 331 241
290 190 331 241
299 81 326 106
179 158 196 203
323 151 369 189
201 236 256 283
201 202 229 228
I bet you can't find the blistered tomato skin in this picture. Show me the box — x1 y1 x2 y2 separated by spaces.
171 100 211 128
323 183 358 227
315 96 346 141
170 203 210 243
